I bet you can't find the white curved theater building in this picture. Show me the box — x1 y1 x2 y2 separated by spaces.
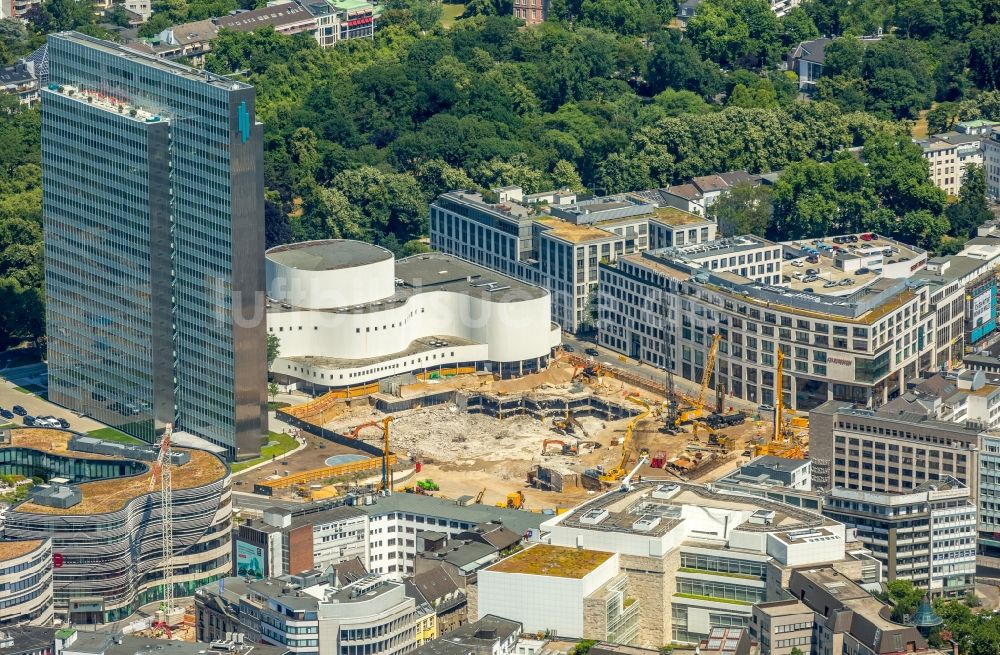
265 240 561 391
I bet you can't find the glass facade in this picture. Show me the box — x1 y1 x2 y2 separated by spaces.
42 33 267 457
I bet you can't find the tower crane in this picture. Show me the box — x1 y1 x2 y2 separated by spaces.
679 333 721 423
753 351 806 459
349 417 395 492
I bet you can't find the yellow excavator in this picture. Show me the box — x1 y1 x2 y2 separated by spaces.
496 490 525 509
552 410 588 437
599 396 651 484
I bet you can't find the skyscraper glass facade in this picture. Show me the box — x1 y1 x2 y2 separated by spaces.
42 32 267 457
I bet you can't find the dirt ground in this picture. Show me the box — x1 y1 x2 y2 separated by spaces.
242 357 800 508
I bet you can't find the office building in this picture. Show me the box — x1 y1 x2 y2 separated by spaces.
885 372 1000 430
0 540 53 627
714 457 823 511
808 401 981 494
430 188 715 332
54 628 289 655
1 427 232 624
234 505 369 579
265 242 559 391
751 567 931 655
823 478 976 596
599 233 937 411
484 480 876 648
42 33 267 458
195 573 417 655
981 433 1000 572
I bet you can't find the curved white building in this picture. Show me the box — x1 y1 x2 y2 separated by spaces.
265 241 561 390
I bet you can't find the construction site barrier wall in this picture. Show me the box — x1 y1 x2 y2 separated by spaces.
415 366 477 380
253 454 398 495
283 382 380 421
564 354 671 399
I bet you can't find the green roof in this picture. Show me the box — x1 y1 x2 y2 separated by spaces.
56 629 77 640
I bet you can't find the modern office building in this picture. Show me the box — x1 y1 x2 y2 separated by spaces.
808 401 982 494
599 233 940 410
430 188 715 332
42 33 267 458
1 428 232 624
195 572 418 655
265 242 559 391
0 539 53 627
823 478 977 597
505 480 877 648
981 433 1000 572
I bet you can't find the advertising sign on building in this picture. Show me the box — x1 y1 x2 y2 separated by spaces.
970 283 998 344
235 541 265 579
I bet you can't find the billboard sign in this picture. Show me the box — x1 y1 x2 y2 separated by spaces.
235 541 265 579
970 283 997 344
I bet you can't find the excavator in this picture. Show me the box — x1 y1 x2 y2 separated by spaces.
691 421 735 452
571 363 605 383
678 334 722 424
752 351 807 459
349 416 395 491
542 438 575 455
552 410 588 437
474 488 486 504
496 490 525 509
599 395 651 484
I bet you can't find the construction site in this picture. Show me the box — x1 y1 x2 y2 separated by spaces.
243 342 810 511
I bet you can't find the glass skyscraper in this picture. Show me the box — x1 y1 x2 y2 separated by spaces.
41 32 267 458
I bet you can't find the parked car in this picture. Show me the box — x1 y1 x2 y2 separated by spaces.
823 280 838 288
758 404 775 413
562 344 574 352
855 267 870 275
806 268 819 275
0 409 12 420
860 233 874 241
22 415 35 426
57 418 70 429
839 279 855 286
848 235 859 242
585 347 600 357
806 256 819 264
12 405 26 416
791 260 804 267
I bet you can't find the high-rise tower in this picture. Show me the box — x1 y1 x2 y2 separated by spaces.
42 32 267 458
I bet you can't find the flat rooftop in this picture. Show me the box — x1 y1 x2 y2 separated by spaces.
487 543 612 578
663 236 775 261
535 217 619 244
9 428 227 515
0 539 45 561
651 205 712 227
266 240 392 271
51 32 250 91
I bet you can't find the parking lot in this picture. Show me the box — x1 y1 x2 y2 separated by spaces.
0 363 107 432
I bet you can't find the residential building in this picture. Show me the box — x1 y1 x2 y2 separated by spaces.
0 540 53 627
234 505 370 579
196 573 417 655
0 0 38 19
403 581 438 647
42 33 267 458
751 567 931 655
482 480 874 648
787 37 831 90
957 119 1000 136
675 0 701 24
265 242 559 391
982 126 1000 198
918 138 961 196
598 233 935 411
0 60 39 106
1 429 232 624
635 171 772 217
414 615 521 655
430 188 715 332
886 371 1000 430
413 523 522 588
823 478 976 597
512 0 547 24
808 401 981 494
410 568 466 635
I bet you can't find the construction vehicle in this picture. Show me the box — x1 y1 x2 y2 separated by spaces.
542 438 574 455
349 417 394 492
661 364 680 434
703 411 747 429
552 410 589 437
599 396 651 484
691 421 735 452
571 363 604 383
496 490 525 509
619 454 649 492
752 351 807 459
474 488 486 504
678 334 721 424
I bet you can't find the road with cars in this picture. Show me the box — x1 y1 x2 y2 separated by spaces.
0 363 108 432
